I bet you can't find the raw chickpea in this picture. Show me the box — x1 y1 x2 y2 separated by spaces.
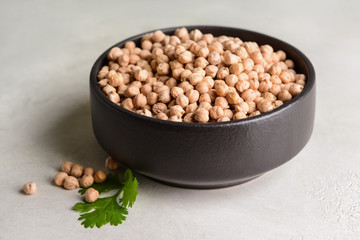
109 73 124 87
289 83 304 96
169 87 183 99
229 63 244 75
134 69 148 82
103 84 116 95
270 84 282 96
80 175 94 188
296 79 306 86
125 86 140 98
141 84 152 95
285 59 294 68
262 92 276 102
241 89 257 102
257 99 274 113
233 112 247 120
94 170 107 183
156 112 169 120
183 113 195 122
188 73 203 85
214 97 229 109
249 110 261 117
225 74 238 87
242 58 254 72
178 51 193 64
196 81 209 94
180 69 192 81
205 65 218 78
152 102 167 114
71 164 84 178
64 176 79 190
195 57 209 69
274 100 284 107
118 54 130 67
224 109 234 119
226 91 242 105
214 80 229 97
246 101 256 114
83 168 95 176
54 172 68 186
122 98 134 110
166 78 177 88
108 47 123 61
152 30 166 43
194 108 210 123
176 94 189 108
203 76 214 88
199 102 212 111
140 109 152 117
217 67 230 79
105 156 118 170
186 89 200 103
85 188 99 203
133 94 147 108
185 102 198 113
158 90 171 103
141 40 152 50
217 116 230 122
169 115 182 122
130 80 142 89
207 51 221 65
108 92 120 103
199 93 211 103
236 80 250 93
23 182 37 195
279 70 294 83
234 102 249 113
170 105 185 116
97 79 109 88
258 80 273 93
278 89 292 102
223 51 240 65
268 63 282 76
197 47 210 58
157 63 170 75
62 161 74 175
209 106 224 120
175 27 189 40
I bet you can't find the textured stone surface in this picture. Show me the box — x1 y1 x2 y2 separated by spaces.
0 0 359 239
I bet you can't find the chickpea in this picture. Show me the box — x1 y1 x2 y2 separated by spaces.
23 182 37 195
199 102 212 111
234 102 249 113
80 175 94 188
71 164 84 178
64 176 79 190
217 67 230 79
225 74 238 87
226 91 242 105
185 102 198 113
188 73 203 85
278 89 292 102
156 112 169 120
233 112 247 120
217 116 230 122
279 70 294 83
196 81 209 94
205 65 218 78
107 47 123 61
54 172 68 186
186 89 200 103
94 170 107 183
241 89 257 102
183 113 195 122
246 101 256 114
289 83 304 96
108 92 120 103
229 63 244 75
134 69 148 81
207 51 221 65
274 100 284 108
158 90 171 103
214 97 229 109
214 80 229 97
125 86 140 98
85 188 99 203
176 94 189 108
157 63 170 75
178 51 193 64
199 93 211 103
152 102 167 114
257 99 274 113
170 105 185 116
209 106 224 120
105 156 118 170
122 98 134 110
133 94 147 108
249 110 261 117
194 108 210 123
83 167 95 176
62 161 74 175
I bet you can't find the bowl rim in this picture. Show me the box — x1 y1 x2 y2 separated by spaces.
90 25 315 128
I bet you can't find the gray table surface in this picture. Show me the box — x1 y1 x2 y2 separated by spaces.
1 0 360 239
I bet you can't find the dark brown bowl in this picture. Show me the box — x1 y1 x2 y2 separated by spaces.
89 26 316 189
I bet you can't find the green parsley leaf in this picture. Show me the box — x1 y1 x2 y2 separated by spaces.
78 173 123 195
120 169 139 208
73 169 138 228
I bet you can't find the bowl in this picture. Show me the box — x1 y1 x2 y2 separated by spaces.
89 26 316 189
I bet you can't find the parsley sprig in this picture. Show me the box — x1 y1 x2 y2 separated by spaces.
73 169 138 228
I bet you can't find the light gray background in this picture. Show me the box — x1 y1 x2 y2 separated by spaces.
1 0 359 239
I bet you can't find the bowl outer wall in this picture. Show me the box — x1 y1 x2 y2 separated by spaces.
89 26 316 188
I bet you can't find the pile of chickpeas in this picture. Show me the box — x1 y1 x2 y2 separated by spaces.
23 156 119 203
97 28 306 123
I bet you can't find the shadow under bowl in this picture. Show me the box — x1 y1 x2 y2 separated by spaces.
89 26 316 189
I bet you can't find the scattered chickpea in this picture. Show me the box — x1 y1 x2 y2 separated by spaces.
105 156 118 170
62 161 73 175
83 167 95 176
97 28 306 122
94 170 107 183
54 172 68 186
64 176 79 190
71 164 84 178
79 175 94 188
23 182 37 195
85 188 99 203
